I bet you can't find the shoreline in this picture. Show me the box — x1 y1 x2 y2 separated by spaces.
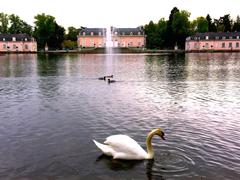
1 48 240 54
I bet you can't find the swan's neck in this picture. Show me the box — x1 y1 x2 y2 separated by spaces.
146 131 155 159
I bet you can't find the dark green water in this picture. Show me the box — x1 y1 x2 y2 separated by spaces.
0 53 239 179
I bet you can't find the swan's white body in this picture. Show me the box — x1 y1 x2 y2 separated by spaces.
93 129 165 160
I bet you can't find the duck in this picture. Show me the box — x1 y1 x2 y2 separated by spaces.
98 75 113 80
107 78 116 83
93 128 165 160
106 75 113 78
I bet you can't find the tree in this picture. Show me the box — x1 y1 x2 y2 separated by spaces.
65 26 81 41
48 23 65 49
222 14 232 32
34 13 65 49
206 14 217 32
196 17 208 33
166 7 179 49
62 40 77 49
8 14 32 34
0 13 9 33
232 15 240 32
156 18 167 48
171 10 191 49
144 21 158 49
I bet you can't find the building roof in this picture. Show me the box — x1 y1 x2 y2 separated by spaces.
79 28 106 36
0 34 34 42
112 27 144 35
187 32 240 41
79 27 145 36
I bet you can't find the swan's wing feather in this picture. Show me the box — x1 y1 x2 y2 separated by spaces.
104 135 147 159
93 140 114 156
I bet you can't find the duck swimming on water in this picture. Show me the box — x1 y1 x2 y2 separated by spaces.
98 75 113 80
107 78 116 83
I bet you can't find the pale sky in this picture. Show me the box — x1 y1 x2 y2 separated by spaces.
0 0 240 29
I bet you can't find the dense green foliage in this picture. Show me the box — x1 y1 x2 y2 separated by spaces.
144 7 240 49
0 12 80 50
0 13 32 34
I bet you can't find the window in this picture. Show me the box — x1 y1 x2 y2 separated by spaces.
215 36 219 40
3 44 6 49
229 43 232 48
205 36 209 40
194 43 198 49
237 36 239 39
83 32 86 36
122 32 125 35
205 43 209 49
222 36 226 40
12 37 16 41
138 32 141 35
25 38 28 41
90 39 94 46
130 32 133 35
91 32 93 36
222 43 225 48
3 38 5 41
229 36 232 39
25 44 28 49
236 42 239 48
99 32 101 36
115 31 117 35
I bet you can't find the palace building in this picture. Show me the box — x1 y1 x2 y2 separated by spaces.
77 27 146 48
0 34 37 52
185 32 240 52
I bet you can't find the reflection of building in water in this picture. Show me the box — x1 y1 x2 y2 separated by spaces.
185 32 240 52
185 53 240 81
77 27 145 48
0 34 37 52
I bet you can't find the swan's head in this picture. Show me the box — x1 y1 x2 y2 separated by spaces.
152 128 165 140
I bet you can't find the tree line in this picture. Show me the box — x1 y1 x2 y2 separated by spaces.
1 8 240 50
0 13 81 50
144 7 240 49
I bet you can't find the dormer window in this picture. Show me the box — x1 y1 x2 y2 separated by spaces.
12 37 16 41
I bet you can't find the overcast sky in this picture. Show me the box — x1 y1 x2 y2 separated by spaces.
1 0 240 28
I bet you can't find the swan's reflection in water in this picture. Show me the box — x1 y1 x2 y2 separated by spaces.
95 154 142 171
95 154 165 179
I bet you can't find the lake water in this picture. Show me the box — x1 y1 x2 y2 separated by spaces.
0 53 239 179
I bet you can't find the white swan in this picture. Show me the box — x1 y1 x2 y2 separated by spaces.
93 128 165 160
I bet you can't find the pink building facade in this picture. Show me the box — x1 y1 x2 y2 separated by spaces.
0 34 37 52
185 32 240 52
77 27 145 48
